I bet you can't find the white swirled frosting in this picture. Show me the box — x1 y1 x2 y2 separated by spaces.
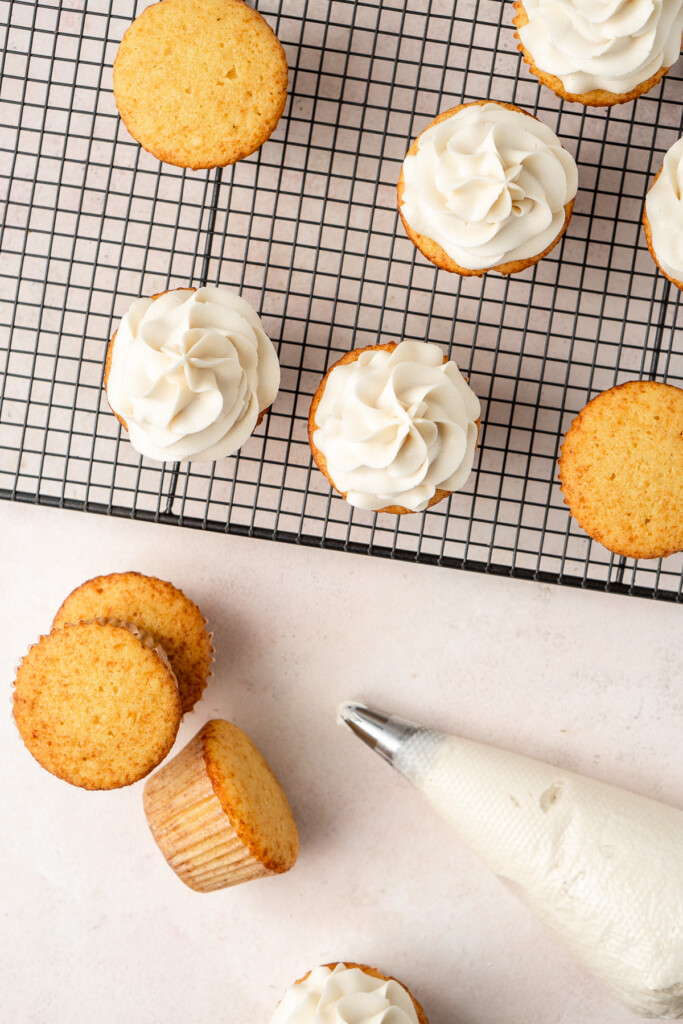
400 103 577 272
269 965 420 1024
106 287 280 462
518 0 683 96
312 341 480 512
645 137 683 285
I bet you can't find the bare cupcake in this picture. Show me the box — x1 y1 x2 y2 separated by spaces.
13 621 182 790
308 341 480 514
643 137 683 289
398 101 577 276
143 719 298 892
559 380 683 560
113 0 288 169
513 0 683 107
53 572 213 716
105 287 280 463
270 963 429 1024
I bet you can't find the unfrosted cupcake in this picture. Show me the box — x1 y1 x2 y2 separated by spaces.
105 286 280 463
643 138 683 289
513 0 683 106
113 0 288 169
143 719 298 892
308 341 480 514
13 621 182 790
397 100 577 276
53 572 213 716
558 380 683 559
270 963 428 1024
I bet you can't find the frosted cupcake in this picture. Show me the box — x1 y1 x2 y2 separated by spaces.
105 286 280 462
643 138 683 289
308 341 480 514
398 101 578 276
270 963 428 1024
513 0 683 106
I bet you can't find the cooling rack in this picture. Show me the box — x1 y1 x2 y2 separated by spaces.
1 0 682 601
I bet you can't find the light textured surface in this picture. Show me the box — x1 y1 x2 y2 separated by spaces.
1 502 682 1023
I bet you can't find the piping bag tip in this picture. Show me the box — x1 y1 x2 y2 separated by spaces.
337 699 424 767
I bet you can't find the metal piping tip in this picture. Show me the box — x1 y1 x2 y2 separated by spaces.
337 700 423 766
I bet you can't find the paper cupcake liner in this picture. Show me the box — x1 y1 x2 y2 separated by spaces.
143 731 271 893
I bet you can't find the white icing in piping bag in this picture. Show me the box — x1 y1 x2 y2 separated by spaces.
338 701 683 1018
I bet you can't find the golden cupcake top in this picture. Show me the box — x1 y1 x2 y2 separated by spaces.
559 380 683 560
13 621 182 790
113 0 288 169
53 571 213 716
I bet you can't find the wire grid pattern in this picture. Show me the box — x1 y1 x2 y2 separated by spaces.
1 0 682 601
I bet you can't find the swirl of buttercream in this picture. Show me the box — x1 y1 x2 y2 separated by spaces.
106 286 280 462
645 137 683 286
399 103 578 272
269 965 420 1024
517 0 683 96
312 341 480 512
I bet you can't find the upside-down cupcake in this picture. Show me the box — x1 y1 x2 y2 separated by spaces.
53 572 213 716
13 621 182 790
113 0 288 169
308 341 481 514
397 100 578 276
643 137 683 289
105 286 280 463
558 380 683 559
143 719 298 892
513 0 683 106
270 963 429 1024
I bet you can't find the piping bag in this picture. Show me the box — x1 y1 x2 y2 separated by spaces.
339 701 683 1019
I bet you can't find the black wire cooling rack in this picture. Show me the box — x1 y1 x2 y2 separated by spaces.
1 0 683 601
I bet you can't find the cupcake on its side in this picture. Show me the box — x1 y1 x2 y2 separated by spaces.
270 963 428 1024
513 0 683 107
643 137 683 289
13 621 182 790
143 719 298 892
53 572 213 716
308 341 481 514
113 0 288 169
558 380 683 559
397 100 577 276
105 286 280 463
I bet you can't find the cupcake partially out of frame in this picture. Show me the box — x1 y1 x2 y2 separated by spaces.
53 572 213 716
269 963 429 1024
397 101 578 276
13 621 182 790
308 341 480 514
643 137 683 289
143 719 299 892
513 0 683 107
105 286 280 464
113 0 288 169
558 380 683 560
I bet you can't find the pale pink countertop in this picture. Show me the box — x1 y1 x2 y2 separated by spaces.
1 500 681 1024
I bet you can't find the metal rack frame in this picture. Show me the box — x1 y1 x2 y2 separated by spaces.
1 0 682 601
